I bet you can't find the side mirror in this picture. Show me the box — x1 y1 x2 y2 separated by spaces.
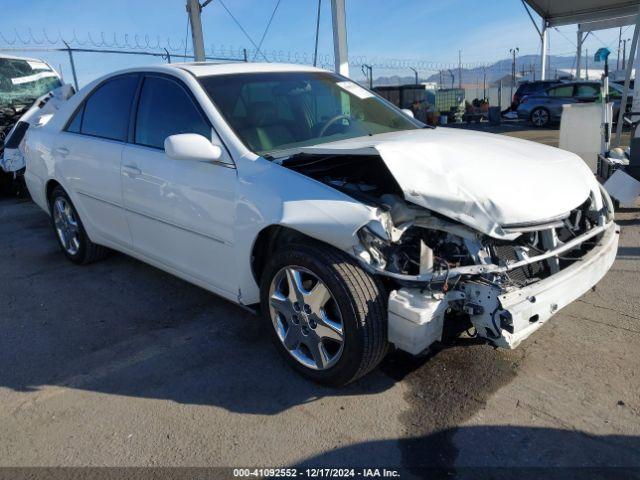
401 108 415 118
164 133 222 162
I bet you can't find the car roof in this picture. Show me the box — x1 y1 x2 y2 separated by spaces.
166 61 327 77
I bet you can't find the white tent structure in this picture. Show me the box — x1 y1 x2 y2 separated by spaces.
523 0 640 146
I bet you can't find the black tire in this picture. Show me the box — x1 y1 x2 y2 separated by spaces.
49 186 108 265
260 242 388 387
0 171 13 197
530 107 550 128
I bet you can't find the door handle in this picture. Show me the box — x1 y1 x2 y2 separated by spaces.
55 146 70 156
122 164 142 176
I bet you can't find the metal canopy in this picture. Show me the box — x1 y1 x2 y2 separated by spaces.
523 0 640 27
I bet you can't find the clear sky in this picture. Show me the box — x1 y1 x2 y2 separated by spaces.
2 0 630 85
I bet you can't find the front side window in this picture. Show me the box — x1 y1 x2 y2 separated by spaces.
80 75 139 141
198 72 420 155
135 76 211 149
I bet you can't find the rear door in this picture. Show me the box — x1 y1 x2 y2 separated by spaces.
56 74 139 247
574 83 600 103
545 84 577 118
121 74 238 295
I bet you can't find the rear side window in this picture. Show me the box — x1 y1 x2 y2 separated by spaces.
548 85 573 97
575 84 599 98
134 76 210 149
80 75 139 141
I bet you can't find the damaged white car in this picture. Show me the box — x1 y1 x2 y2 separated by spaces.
1 54 72 193
23 63 619 386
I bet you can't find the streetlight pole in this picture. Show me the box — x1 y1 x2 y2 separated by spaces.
509 47 519 103
458 50 462 89
410 67 418 85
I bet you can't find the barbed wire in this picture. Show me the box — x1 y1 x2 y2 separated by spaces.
0 28 505 72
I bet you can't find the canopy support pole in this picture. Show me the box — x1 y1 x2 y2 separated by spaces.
540 20 548 80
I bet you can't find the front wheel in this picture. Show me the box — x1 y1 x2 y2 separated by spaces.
530 107 550 127
260 243 388 387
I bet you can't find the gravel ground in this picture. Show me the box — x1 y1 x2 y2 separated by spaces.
0 129 639 476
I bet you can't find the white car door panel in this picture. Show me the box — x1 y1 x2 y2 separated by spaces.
62 134 129 245
55 74 139 247
122 74 237 294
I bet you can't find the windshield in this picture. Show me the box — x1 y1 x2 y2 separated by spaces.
198 71 420 155
0 58 62 108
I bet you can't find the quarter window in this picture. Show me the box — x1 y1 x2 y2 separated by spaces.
134 76 210 149
80 75 139 141
66 105 83 133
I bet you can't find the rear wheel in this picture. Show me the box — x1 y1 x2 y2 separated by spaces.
530 107 550 127
260 242 388 387
49 186 107 264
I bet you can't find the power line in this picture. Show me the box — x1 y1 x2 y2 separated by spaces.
253 0 283 61
217 0 268 61
183 15 190 59
313 0 321 66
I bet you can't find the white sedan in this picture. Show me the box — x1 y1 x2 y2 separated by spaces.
23 63 619 386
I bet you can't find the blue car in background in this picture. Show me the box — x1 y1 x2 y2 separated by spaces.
517 81 630 127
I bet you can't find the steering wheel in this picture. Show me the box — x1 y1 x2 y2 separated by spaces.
319 114 351 137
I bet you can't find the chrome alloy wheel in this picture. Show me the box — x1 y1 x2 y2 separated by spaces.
268 266 345 370
531 108 549 127
53 197 80 256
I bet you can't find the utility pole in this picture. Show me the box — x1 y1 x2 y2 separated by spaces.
410 67 419 85
458 50 462 89
331 0 349 77
482 67 487 99
186 0 206 61
585 48 589 79
623 38 631 70
509 47 519 102
618 27 622 70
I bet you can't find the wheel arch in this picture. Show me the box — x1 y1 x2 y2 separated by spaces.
45 179 63 210
250 224 327 286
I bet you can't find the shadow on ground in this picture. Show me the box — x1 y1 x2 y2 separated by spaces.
0 198 522 420
296 426 640 478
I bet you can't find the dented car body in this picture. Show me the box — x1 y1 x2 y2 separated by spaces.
23 63 618 385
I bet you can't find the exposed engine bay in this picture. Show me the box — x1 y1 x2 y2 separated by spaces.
282 152 617 352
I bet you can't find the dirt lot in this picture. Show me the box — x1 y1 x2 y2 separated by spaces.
1 127 639 475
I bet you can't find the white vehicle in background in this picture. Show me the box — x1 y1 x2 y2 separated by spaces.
0 54 72 194
23 63 618 386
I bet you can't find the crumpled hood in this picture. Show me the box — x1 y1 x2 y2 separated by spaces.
299 128 597 238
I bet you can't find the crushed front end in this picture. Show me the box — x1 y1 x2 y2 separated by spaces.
355 184 618 353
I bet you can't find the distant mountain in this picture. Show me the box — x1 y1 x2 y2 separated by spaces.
371 54 579 88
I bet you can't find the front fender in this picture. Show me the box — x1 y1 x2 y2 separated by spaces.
234 157 377 305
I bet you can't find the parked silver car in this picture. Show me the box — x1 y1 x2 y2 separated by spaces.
517 81 629 127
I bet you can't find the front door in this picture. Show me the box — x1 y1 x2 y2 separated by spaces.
121 74 238 296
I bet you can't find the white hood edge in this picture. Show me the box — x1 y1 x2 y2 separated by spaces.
299 128 597 238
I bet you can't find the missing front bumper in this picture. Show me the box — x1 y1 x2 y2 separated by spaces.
387 221 619 353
